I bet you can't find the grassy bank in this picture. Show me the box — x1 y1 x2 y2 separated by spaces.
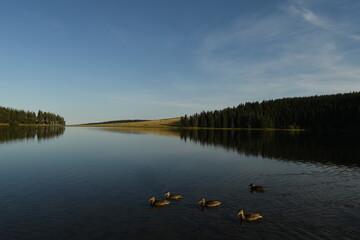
72 118 304 131
73 118 181 128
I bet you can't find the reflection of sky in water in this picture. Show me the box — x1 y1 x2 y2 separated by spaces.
0 127 359 239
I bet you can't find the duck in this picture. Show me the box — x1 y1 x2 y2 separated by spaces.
249 183 266 191
165 192 183 200
148 196 171 206
198 198 221 207
237 210 263 221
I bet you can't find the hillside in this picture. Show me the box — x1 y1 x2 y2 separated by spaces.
75 118 180 128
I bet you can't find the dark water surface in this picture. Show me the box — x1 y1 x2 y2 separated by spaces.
0 127 359 240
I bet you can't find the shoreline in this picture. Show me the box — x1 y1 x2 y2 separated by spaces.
0 123 66 127
1 119 304 131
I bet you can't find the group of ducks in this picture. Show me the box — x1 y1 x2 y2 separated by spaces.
148 183 265 221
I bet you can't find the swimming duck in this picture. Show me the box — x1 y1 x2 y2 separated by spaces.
165 192 183 200
249 183 266 191
237 210 263 221
148 196 171 206
198 198 221 207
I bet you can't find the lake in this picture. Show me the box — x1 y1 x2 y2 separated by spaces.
0 126 359 240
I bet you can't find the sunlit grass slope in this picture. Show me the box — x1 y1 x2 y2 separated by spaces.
77 118 180 128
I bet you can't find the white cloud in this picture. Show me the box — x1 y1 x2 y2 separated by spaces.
286 5 330 29
284 0 360 41
194 0 360 102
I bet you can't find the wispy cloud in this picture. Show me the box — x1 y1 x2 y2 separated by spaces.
284 0 360 41
286 4 330 29
194 0 360 102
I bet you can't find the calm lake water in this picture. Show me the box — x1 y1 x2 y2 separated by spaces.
0 126 359 240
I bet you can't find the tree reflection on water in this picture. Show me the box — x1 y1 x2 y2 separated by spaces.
0 126 65 144
179 129 360 167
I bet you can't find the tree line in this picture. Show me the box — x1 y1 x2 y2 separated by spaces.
0 106 66 125
180 92 360 131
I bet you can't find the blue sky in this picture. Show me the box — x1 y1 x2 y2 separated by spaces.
1 0 359 124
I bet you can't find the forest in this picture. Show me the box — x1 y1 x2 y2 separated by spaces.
180 92 360 131
0 106 66 125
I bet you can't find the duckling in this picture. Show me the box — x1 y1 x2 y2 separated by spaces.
148 196 171 207
198 198 221 207
249 183 266 191
165 192 183 200
237 210 262 221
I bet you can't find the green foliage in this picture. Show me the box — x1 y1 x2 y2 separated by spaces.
0 106 65 125
179 92 360 131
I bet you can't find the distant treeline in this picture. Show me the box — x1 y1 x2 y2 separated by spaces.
0 106 65 125
180 92 360 130
82 119 148 125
